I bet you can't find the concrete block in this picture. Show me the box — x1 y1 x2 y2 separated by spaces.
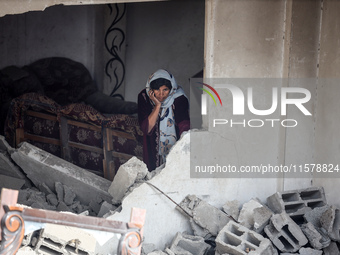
264 212 308 253
299 247 323 255
266 187 326 224
216 221 278 255
323 241 340 255
108 156 148 204
320 205 340 241
300 222 330 249
237 198 273 233
178 195 231 236
97 201 117 218
253 206 273 233
238 198 263 229
11 142 112 205
304 205 330 228
222 200 240 221
168 232 210 255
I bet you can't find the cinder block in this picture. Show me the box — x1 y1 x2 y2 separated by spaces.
266 187 326 224
300 222 330 249
177 195 231 236
320 205 340 241
216 221 278 255
169 232 210 255
264 212 308 253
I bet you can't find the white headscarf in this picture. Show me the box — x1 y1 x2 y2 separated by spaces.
146 69 186 164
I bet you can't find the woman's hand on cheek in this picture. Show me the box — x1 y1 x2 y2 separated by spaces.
149 90 161 106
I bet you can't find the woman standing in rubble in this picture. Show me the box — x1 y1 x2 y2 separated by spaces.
138 69 190 171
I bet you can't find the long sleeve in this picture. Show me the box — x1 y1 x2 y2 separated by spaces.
173 95 190 136
137 89 157 136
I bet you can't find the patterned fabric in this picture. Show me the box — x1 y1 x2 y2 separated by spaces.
59 103 105 127
4 92 143 176
102 114 143 138
4 93 59 147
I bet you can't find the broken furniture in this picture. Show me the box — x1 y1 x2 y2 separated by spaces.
0 188 146 254
1 57 143 180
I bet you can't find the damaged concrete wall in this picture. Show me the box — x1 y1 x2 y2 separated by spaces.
108 132 280 249
203 0 340 205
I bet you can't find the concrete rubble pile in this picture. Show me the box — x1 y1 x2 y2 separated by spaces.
1 133 340 255
143 186 339 255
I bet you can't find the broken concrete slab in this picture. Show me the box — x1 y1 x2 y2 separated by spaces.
253 206 273 233
168 232 210 255
178 194 231 236
0 151 26 179
0 135 14 153
237 197 273 233
304 205 330 228
0 174 25 190
108 156 148 204
299 247 323 255
222 199 240 222
320 205 340 241
11 142 112 205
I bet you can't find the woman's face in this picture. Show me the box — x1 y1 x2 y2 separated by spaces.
153 85 170 102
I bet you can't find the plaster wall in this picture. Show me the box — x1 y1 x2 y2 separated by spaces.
203 0 340 207
124 0 205 102
313 0 340 207
0 4 102 82
0 1 204 100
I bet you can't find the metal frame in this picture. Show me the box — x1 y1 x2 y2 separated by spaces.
0 188 145 255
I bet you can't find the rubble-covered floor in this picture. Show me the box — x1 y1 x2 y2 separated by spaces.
1 133 340 254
